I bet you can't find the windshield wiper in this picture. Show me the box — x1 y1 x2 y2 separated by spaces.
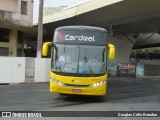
84 57 93 75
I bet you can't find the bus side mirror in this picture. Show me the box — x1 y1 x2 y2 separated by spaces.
108 44 115 60
42 42 53 57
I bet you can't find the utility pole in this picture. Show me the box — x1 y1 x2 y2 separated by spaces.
37 0 44 58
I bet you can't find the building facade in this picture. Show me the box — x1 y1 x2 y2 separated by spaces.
44 6 67 16
0 0 36 57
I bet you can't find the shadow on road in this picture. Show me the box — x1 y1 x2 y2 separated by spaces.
49 78 160 108
0 78 160 110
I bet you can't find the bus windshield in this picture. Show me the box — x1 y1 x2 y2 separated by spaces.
52 44 107 76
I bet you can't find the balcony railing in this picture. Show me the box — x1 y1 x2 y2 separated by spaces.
0 10 32 26
0 10 14 23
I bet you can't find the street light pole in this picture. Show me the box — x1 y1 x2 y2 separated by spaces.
37 0 44 58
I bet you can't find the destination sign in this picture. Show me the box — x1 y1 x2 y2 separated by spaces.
53 30 108 45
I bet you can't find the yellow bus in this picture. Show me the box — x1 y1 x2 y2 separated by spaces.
42 26 115 96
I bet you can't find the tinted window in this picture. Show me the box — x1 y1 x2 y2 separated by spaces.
0 28 9 42
21 1 27 15
0 47 9 56
52 44 107 76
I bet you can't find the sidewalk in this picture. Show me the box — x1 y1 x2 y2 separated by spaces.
108 75 160 81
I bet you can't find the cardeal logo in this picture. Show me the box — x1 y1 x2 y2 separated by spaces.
58 32 64 41
65 35 95 42
58 33 95 42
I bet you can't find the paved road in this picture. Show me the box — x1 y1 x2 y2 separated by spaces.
0 76 160 113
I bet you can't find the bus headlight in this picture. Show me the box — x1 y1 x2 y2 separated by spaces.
51 78 65 86
91 80 106 87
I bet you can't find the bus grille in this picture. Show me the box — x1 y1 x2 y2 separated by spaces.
64 84 90 88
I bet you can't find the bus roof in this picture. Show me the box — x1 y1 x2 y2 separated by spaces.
55 26 107 32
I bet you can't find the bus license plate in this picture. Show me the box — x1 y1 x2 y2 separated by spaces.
72 89 81 93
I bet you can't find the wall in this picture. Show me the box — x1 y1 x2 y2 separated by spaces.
0 57 51 84
0 57 12 83
108 33 137 63
9 29 18 56
0 57 25 84
25 57 35 82
108 61 117 76
34 58 51 82
0 0 18 12
136 64 144 77
0 57 159 84
12 57 25 83
108 61 160 78
140 60 160 76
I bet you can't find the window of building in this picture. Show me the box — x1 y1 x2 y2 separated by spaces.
0 47 9 56
17 31 24 44
21 1 27 15
17 49 23 57
0 28 9 42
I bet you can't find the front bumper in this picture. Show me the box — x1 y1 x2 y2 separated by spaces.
50 80 107 96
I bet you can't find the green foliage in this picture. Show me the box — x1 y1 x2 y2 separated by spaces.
135 47 160 53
